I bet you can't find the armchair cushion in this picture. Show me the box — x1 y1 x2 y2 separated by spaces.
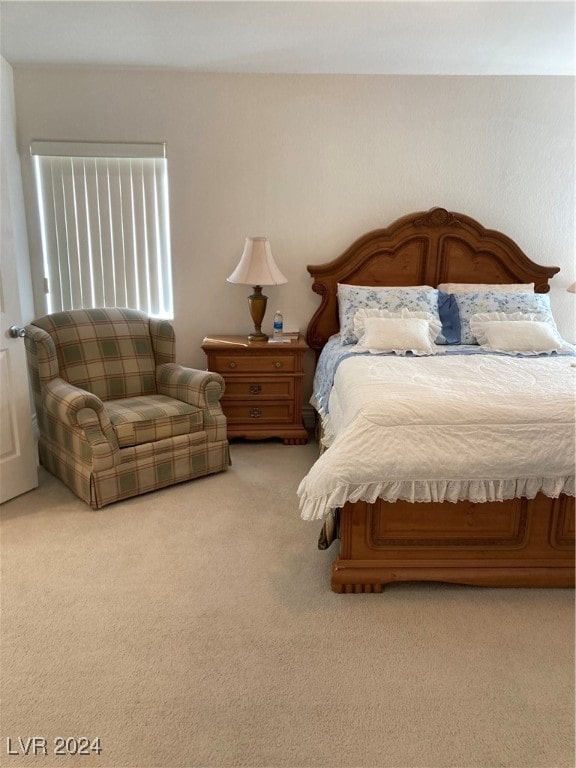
105 395 203 448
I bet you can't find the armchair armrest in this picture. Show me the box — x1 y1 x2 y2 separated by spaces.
43 378 119 469
44 377 108 426
156 363 225 414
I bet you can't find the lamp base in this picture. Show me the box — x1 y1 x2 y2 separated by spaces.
247 286 269 342
248 331 269 342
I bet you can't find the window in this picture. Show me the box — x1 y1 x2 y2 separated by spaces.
31 141 173 318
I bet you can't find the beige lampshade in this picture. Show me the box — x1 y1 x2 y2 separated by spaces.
227 237 287 286
567 282 576 294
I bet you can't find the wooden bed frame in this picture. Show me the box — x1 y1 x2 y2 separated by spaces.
306 207 575 593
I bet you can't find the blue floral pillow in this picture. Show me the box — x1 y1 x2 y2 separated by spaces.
337 285 446 344
451 290 557 344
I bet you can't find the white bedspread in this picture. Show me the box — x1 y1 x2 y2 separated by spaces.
298 354 576 520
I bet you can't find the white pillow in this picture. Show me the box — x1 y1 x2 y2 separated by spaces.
437 282 534 294
484 322 563 354
469 312 573 355
354 308 440 355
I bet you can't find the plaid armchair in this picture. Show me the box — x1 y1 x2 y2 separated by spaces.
25 308 229 508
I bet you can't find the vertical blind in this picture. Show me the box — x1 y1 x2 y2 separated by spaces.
31 141 173 318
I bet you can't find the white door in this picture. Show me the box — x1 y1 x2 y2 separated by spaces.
0 155 38 503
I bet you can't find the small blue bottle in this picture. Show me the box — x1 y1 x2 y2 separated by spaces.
273 311 283 341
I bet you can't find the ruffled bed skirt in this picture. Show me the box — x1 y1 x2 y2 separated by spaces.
298 475 575 522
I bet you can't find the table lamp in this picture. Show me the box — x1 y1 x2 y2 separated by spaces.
227 237 287 341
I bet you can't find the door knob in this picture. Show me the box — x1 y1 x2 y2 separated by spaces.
8 325 26 338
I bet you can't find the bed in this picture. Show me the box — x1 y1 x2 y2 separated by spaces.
299 207 575 593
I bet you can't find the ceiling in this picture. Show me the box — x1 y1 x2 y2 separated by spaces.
0 1 574 76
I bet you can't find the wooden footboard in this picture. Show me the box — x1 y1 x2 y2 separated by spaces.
331 494 575 593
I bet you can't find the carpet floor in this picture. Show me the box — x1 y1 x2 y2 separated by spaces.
1 439 574 768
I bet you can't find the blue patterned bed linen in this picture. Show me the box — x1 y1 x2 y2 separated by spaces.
311 334 576 419
310 335 356 417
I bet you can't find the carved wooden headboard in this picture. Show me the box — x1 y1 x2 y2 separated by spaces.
305 207 559 353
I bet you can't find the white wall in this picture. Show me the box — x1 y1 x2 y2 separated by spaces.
12 68 575 392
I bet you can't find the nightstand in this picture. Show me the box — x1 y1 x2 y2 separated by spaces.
201 334 309 444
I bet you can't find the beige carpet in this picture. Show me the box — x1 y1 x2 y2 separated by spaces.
1 439 574 768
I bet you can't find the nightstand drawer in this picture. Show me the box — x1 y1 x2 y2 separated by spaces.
212 353 296 374
224 403 294 424
223 377 294 399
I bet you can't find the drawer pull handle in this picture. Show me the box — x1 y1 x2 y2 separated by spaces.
250 408 262 418
229 361 237 369
249 384 262 394
274 361 282 369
